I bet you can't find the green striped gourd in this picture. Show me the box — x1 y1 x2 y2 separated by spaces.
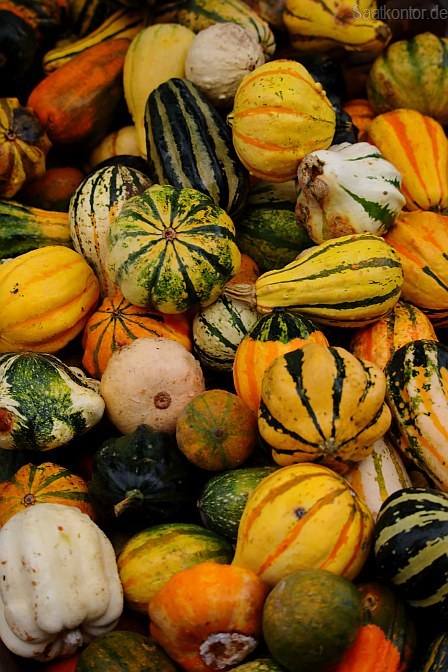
192 294 259 371
76 631 177 672
154 0 276 57
144 78 249 220
69 164 151 297
117 523 233 613
236 180 313 272
107 184 241 314
344 435 412 520
0 199 72 259
385 339 448 492
419 633 448 671
374 487 448 618
226 233 403 327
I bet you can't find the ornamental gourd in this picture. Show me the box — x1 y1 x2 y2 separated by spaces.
258 342 391 467
295 142 405 244
0 503 123 661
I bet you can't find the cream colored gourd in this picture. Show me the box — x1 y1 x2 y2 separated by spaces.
0 503 123 661
185 23 265 108
123 23 195 157
100 337 205 434
295 142 406 244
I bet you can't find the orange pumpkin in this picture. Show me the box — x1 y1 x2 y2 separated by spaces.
0 462 95 526
149 561 269 672
342 98 375 141
176 389 258 470
226 253 259 288
82 290 193 379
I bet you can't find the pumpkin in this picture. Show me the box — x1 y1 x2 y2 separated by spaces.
0 246 100 353
176 389 258 470
107 184 241 314
82 290 193 379
342 99 375 141
232 463 374 585
227 59 336 182
367 109 448 213
259 342 391 467
262 568 363 672
384 211 448 327
18 166 85 212
295 141 405 244
233 309 329 413
0 97 51 198
0 461 95 526
367 32 448 125
0 503 123 661
149 561 269 672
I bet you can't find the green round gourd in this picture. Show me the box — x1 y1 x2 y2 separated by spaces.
262 569 363 672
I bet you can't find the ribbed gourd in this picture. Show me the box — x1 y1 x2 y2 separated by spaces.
107 184 241 314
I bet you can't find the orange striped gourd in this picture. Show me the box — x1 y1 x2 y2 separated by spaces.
342 99 375 141
227 59 336 182
384 211 448 327
350 300 438 370
232 463 374 586
367 109 448 213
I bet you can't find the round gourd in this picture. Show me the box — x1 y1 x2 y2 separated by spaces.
0 245 100 353
117 522 234 613
342 98 375 141
262 569 363 672
227 59 336 182
107 184 241 314
176 390 258 471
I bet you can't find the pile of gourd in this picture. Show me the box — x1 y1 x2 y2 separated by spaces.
1 0 448 670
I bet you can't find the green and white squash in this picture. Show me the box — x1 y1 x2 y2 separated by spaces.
69 164 151 297
296 142 406 244
193 294 259 371
144 78 249 220
0 352 105 451
107 184 241 314
236 180 313 272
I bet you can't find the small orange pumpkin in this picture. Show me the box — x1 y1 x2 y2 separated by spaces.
149 561 269 672
342 99 375 141
226 253 259 288
82 289 193 379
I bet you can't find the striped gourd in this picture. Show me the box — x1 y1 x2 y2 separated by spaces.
350 299 438 370
0 199 72 259
385 339 448 493
117 523 233 613
42 8 145 73
154 0 276 57
228 60 336 182
0 462 94 526
107 184 241 314
76 631 177 672
192 295 259 371
233 309 329 413
368 109 448 212
144 78 249 220
259 342 392 467
226 233 403 327
419 633 448 672
374 487 448 617
344 436 412 520
236 180 313 272
69 164 151 297
384 211 448 328
232 462 374 585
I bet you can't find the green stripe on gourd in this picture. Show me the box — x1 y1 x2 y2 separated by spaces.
144 78 249 220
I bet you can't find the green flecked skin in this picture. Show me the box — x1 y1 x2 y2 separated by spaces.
237 180 313 273
198 466 277 540
107 184 241 314
262 569 363 672
232 659 287 672
0 352 104 451
75 630 178 672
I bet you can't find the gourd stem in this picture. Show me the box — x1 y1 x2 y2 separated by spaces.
114 489 144 517
223 283 256 307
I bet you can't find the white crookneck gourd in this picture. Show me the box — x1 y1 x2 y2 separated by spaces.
295 142 406 244
0 503 123 661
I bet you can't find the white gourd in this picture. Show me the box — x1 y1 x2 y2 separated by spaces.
0 503 123 661
185 23 265 108
295 141 406 244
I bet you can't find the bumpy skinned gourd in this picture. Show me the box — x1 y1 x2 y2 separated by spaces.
259 342 391 467
0 503 123 661
295 142 405 244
